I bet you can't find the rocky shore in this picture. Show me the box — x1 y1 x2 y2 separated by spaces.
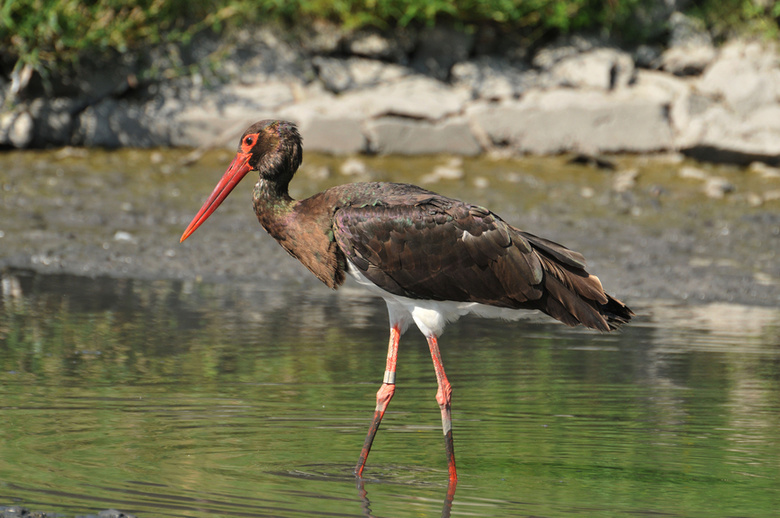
2 17 780 165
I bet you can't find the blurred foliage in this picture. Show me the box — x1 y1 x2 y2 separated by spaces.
0 0 779 76
687 0 780 39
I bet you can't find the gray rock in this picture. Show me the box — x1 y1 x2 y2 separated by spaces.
340 157 368 176
631 69 698 147
660 44 717 76
451 57 536 100
284 76 470 122
312 56 353 93
681 104 780 163
299 116 367 154
697 40 780 115
347 59 411 88
0 109 34 148
164 81 295 147
298 20 344 54
27 98 80 146
470 86 674 154
229 27 312 83
668 11 713 48
411 25 473 80
313 57 411 93
344 28 415 62
367 116 482 155
633 44 662 68
704 177 735 198
532 35 604 70
549 48 635 90
75 99 161 148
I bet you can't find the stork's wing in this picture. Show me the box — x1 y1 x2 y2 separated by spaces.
333 193 632 331
333 197 545 307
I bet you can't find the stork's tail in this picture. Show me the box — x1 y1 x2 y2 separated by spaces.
519 231 634 332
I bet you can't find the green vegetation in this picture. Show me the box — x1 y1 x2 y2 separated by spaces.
1 0 778 75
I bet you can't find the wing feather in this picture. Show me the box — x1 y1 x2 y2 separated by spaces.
334 198 545 306
328 182 632 331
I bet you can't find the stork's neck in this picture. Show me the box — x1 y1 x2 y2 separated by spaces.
252 178 295 237
251 177 346 290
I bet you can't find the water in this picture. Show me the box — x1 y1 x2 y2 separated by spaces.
1 270 778 517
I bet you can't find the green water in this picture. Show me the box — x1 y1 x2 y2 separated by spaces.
1 270 778 517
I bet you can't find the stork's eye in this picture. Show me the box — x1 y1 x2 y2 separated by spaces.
244 136 254 146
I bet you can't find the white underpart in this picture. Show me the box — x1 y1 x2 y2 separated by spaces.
346 261 529 338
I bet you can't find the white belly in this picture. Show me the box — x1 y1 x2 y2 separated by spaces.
346 262 528 338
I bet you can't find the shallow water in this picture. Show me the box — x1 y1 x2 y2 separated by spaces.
1 270 778 517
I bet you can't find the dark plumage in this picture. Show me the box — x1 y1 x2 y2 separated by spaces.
181 119 633 483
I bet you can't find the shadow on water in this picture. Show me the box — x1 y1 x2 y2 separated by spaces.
1 269 779 517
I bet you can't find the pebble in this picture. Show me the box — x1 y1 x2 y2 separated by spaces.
748 161 780 179
679 166 709 180
420 157 464 183
340 158 367 176
113 231 136 243
704 177 734 199
613 168 639 192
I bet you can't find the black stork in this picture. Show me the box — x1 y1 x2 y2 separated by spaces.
180 120 633 482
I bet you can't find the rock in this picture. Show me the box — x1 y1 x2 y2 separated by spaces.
367 116 482 155
362 77 470 119
299 116 366 154
344 28 415 62
660 44 717 76
633 44 662 68
470 85 674 154
349 59 411 87
284 76 471 122
27 98 80 147
312 57 352 93
411 25 473 80
704 177 735 199
549 48 635 90
75 98 162 148
451 57 536 100
166 81 295 147
340 157 367 176
347 31 394 58
313 57 410 93
679 166 709 180
299 20 344 54
697 40 780 115
473 176 489 189
1 110 34 148
681 104 780 164
113 231 136 243
532 35 604 69
749 162 780 178
229 27 310 82
668 11 713 49
420 157 465 183
98 509 137 518
613 169 639 192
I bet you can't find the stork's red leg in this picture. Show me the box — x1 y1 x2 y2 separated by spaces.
427 334 457 482
355 324 401 477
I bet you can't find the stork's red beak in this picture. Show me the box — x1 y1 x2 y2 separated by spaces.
180 152 253 242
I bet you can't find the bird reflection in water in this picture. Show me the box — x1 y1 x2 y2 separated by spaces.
356 476 457 518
